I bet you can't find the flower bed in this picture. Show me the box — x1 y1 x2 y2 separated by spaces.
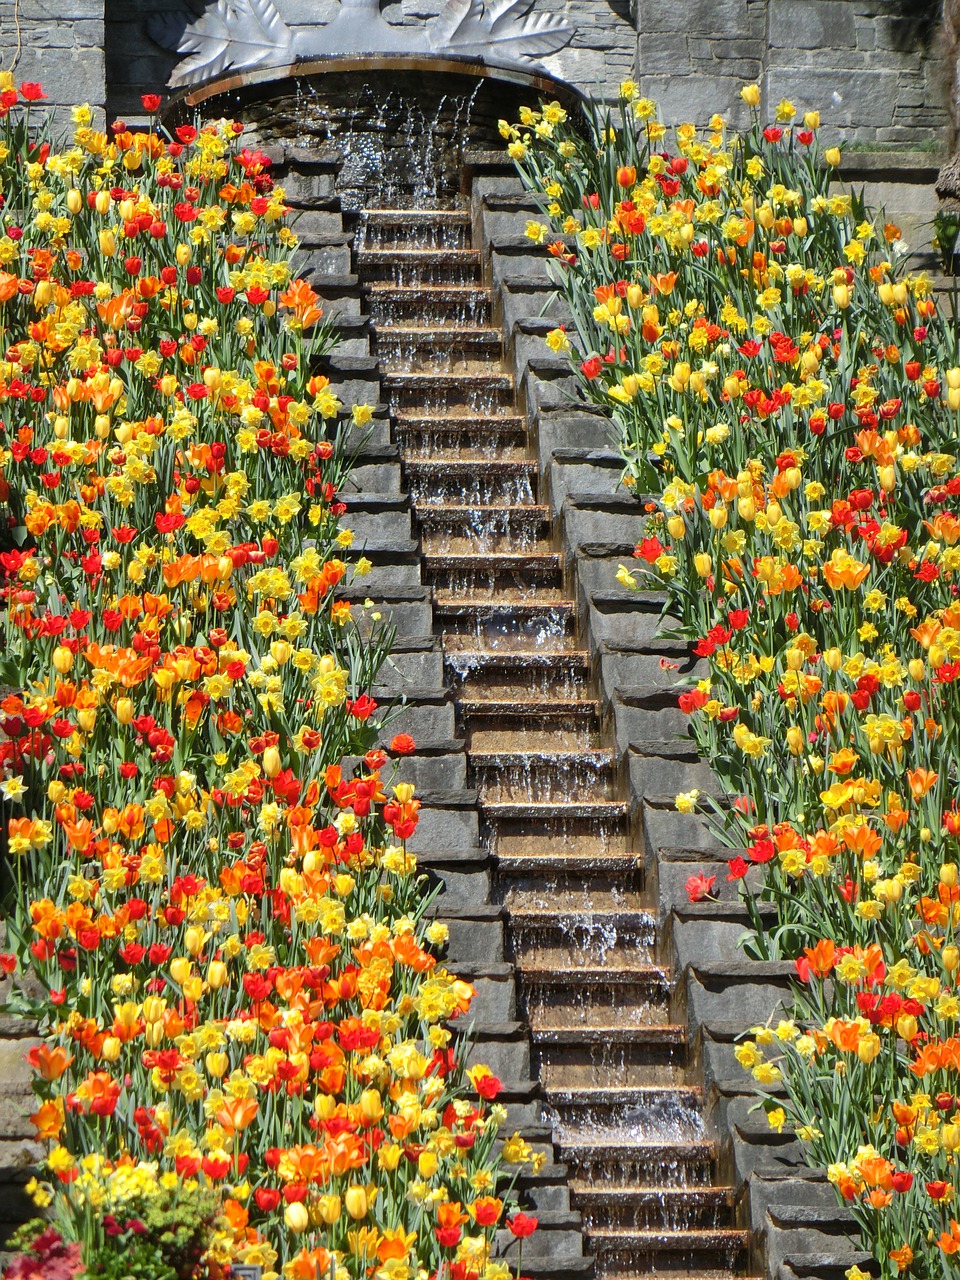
506 86 960 1277
0 84 536 1280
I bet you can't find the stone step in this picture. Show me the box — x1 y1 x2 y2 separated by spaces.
338 584 434 634
494 849 641 887
434 596 576 647
519 964 673 1026
460 696 600 721
359 208 471 246
358 247 482 285
563 1140 719 1188
422 550 563 593
603 1273 758 1280
407 457 537 504
419 502 549 542
374 326 503 370
483 799 628 825
470 749 616 805
532 1025 688 1087
574 1185 736 1232
398 417 529 454
390 384 516 422
586 589 669 650
586 1227 750 1276
366 284 492 326
544 1085 705 1140
341 493 412 539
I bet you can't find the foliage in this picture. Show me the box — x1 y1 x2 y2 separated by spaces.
507 82 960 1278
2 1221 84 1280
0 77 536 1280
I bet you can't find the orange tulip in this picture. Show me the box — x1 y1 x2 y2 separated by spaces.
27 1043 73 1080
30 1097 65 1139
216 1097 259 1135
908 768 938 800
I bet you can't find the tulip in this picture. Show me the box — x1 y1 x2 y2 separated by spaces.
176 243 192 265
616 164 636 187
378 1143 402 1171
896 1014 918 1041
740 83 760 106
207 960 228 989
144 1021 164 1049
205 1052 228 1078
856 1033 881 1064
944 1124 960 1152
666 515 685 539
693 553 711 577
52 646 73 674
170 957 192 986
832 283 850 309
418 1150 439 1178
823 648 843 672
98 229 117 257
945 947 960 974
285 1202 309 1233
66 188 82 214
100 1036 122 1063
626 284 644 308
94 189 111 215
824 147 841 165
316 1194 341 1225
143 997 165 1023
263 746 281 778
358 1089 384 1124
344 1186 368 1220
942 864 959 888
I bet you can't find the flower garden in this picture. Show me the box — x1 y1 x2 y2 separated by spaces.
505 87 960 1279
0 83 538 1280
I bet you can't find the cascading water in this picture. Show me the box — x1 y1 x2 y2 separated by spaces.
352 156 755 1272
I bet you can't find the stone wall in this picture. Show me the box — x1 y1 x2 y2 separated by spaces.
0 0 104 123
0 0 946 147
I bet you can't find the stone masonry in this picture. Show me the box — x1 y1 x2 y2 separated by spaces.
0 0 946 148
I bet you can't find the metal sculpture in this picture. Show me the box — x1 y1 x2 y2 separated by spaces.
148 0 573 90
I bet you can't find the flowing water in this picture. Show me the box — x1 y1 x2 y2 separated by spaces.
355 186 754 1277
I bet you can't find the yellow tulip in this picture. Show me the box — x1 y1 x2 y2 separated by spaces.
345 1186 368 1220
285 1203 309 1233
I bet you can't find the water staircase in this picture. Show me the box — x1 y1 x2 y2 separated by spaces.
355 200 754 1280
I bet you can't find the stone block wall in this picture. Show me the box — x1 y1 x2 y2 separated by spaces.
0 0 105 125
0 0 945 148
638 0 946 145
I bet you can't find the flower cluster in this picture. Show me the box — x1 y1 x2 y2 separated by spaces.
507 84 960 1277
0 84 534 1280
